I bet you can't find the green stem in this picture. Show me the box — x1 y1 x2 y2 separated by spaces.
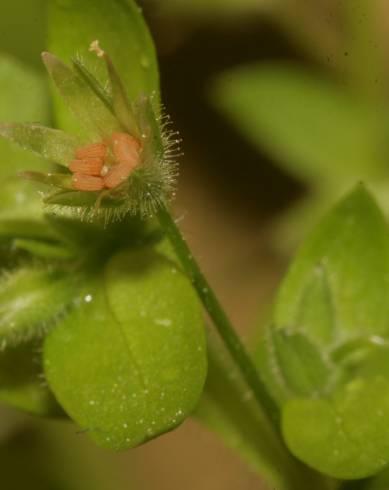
157 205 279 430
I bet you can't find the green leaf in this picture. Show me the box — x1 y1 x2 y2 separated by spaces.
283 377 389 480
44 247 207 450
0 339 62 416
0 54 50 178
0 123 80 167
257 186 389 478
0 265 77 348
48 0 160 133
212 63 386 188
257 328 333 406
274 186 389 342
42 52 121 140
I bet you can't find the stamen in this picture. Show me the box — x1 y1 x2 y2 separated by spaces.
75 142 107 159
69 158 104 176
72 173 104 192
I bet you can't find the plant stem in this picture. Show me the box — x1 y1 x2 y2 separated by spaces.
157 204 279 430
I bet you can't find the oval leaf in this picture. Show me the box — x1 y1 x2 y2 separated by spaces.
44 247 207 450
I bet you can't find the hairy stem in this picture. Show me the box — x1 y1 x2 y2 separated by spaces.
157 205 279 430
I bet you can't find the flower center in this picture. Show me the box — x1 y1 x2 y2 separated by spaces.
70 132 142 192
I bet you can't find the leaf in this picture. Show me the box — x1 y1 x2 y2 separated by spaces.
0 265 77 348
0 54 50 178
44 247 207 450
257 328 333 406
212 63 386 188
274 185 389 343
48 0 160 133
0 123 80 167
0 339 62 416
42 52 121 140
283 377 389 480
257 186 389 478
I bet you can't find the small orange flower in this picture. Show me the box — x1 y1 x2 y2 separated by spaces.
0 41 180 222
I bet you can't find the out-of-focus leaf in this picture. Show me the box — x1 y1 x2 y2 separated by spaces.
257 186 389 479
44 247 207 450
0 265 77 347
1 0 46 69
48 0 160 133
212 63 386 189
0 54 50 178
0 340 61 416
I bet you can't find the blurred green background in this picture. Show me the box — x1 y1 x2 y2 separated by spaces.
1 1 389 488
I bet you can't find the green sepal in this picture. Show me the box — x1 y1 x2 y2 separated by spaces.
42 52 121 140
72 57 113 114
0 123 79 167
43 189 124 209
135 95 164 162
101 49 140 137
22 171 73 189
44 247 207 450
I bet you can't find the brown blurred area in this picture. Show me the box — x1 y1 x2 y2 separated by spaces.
2 0 388 489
